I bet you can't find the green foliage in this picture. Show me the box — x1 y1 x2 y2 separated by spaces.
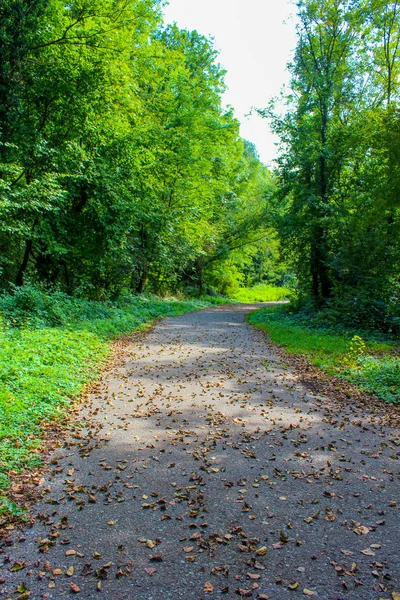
0 0 279 298
344 356 400 404
248 306 399 403
0 287 217 510
343 335 366 365
231 284 291 303
261 0 400 332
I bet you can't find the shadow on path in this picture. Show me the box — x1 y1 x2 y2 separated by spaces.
1 305 399 599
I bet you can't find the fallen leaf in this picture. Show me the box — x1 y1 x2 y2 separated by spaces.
70 583 81 593
10 562 26 572
353 526 369 535
255 546 268 556
204 582 214 593
361 548 375 556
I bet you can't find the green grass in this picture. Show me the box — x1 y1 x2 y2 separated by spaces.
0 288 230 516
231 284 291 303
248 305 399 404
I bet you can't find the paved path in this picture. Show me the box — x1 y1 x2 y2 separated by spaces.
1 305 399 599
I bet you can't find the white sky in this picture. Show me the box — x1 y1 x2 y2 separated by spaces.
162 0 298 166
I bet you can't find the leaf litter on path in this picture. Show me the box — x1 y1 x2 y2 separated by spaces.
1 305 399 599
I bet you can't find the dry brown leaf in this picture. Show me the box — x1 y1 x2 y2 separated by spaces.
353 526 369 535
248 573 261 580
361 548 375 556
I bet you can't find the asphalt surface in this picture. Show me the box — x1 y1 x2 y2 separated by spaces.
1 304 399 600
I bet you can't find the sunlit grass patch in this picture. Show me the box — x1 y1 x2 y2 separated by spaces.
231 284 291 303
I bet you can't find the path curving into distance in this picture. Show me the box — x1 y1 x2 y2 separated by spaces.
1 304 399 599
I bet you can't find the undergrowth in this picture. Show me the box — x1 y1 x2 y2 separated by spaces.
0 287 230 516
248 305 399 404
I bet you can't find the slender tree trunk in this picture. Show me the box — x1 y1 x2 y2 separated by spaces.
136 225 149 293
315 106 332 300
137 264 148 293
195 258 205 294
15 239 32 286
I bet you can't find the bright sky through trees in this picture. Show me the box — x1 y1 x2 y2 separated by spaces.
163 0 297 165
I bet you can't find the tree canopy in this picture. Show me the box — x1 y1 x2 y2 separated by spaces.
262 0 400 331
0 0 275 298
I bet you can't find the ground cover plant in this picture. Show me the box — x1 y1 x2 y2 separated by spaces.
0 287 230 517
249 305 400 404
231 284 291 303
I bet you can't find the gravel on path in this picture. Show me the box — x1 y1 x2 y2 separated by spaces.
1 304 399 600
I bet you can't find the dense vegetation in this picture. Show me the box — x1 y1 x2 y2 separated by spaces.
0 0 283 298
261 0 400 333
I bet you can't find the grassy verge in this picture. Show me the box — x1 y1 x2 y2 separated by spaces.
231 284 291 303
0 288 231 517
248 305 399 404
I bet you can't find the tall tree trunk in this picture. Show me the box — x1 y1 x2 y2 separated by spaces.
15 239 32 286
316 105 332 300
195 257 205 294
137 263 148 293
310 225 332 302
